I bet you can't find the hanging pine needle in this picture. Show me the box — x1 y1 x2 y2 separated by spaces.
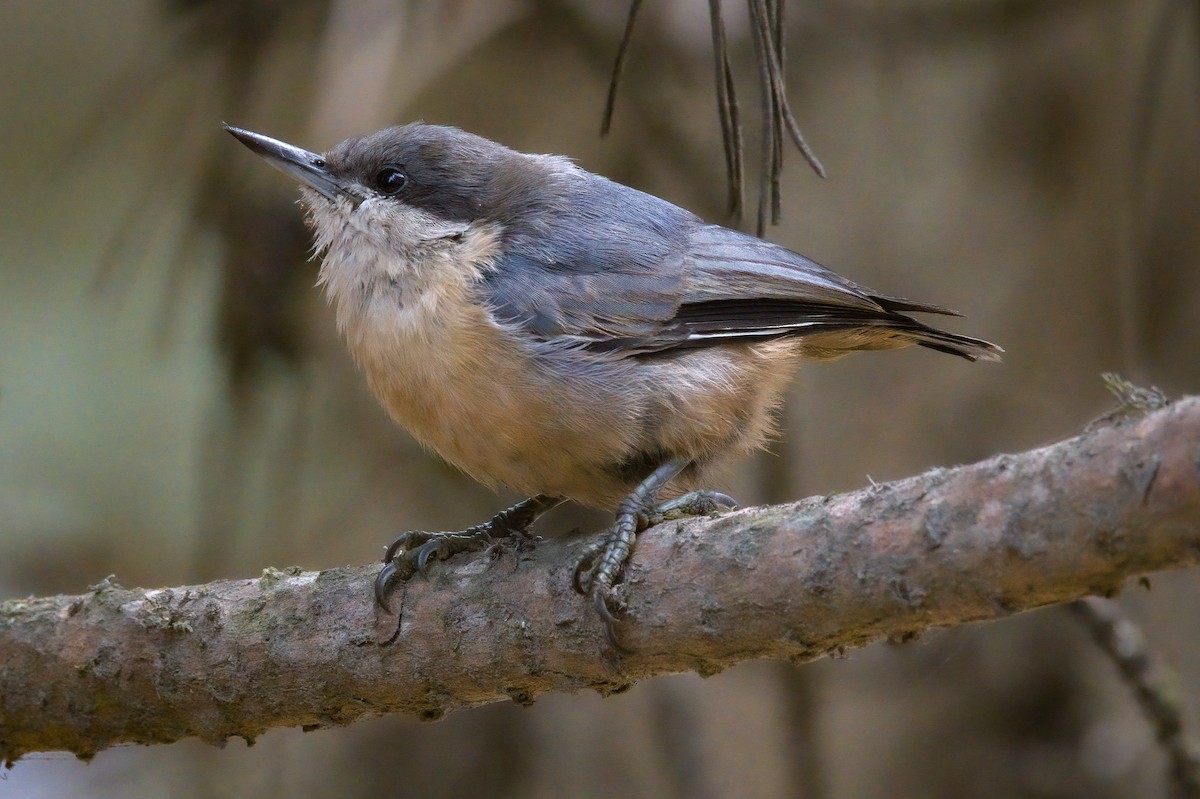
600 0 646 136
708 0 745 220
601 0 825 235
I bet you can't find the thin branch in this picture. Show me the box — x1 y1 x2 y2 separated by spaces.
1071 598 1200 798
3 397 1200 764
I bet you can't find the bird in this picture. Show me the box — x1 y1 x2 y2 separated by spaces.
225 122 1001 650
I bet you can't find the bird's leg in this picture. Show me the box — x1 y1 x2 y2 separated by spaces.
571 489 740 595
375 494 564 608
572 460 739 651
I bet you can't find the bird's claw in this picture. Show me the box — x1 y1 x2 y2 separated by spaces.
415 537 453 573
571 489 740 650
646 490 739 525
573 530 633 651
374 496 564 611
381 530 434 566
374 558 401 609
374 528 491 610
593 585 633 653
572 535 609 595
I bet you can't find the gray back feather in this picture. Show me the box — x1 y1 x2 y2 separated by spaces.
479 170 693 341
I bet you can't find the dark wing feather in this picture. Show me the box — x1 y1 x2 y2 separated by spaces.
595 225 1001 362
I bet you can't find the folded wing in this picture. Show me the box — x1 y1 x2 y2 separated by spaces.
590 224 1001 362
477 178 1000 363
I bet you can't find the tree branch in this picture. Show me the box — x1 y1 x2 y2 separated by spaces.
3 397 1199 764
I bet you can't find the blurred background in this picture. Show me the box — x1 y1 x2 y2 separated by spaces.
1 0 1198 796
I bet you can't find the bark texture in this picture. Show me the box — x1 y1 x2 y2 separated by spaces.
2 397 1199 764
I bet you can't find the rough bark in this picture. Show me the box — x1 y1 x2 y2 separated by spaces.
2 397 1199 765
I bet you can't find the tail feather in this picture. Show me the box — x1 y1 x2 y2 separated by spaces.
908 327 1003 362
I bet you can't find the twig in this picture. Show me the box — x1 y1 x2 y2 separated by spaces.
1071 598 1200 798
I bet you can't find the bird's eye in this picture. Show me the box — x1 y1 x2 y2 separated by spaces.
375 165 408 195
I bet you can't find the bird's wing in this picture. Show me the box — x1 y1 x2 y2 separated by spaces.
662 224 1001 362
476 176 691 343
478 187 999 362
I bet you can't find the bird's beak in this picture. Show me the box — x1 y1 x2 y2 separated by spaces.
223 125 360 205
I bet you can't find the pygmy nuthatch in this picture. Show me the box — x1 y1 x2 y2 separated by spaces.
225 123 1001 650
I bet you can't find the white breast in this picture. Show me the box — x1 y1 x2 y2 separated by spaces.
308 197 641 502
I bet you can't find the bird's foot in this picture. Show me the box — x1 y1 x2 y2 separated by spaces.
573 489 740 651
644 489 739 526
374 494 562 608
